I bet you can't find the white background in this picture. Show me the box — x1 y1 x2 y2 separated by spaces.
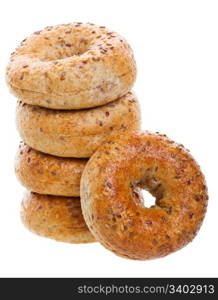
0 0 217 277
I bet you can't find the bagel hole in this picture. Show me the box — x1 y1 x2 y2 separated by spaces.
131 174 165 208
131 186 156 208
141 190 156 208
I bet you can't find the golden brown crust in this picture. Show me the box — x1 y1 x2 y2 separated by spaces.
16 92 141 157
6 23 136 109
80 132 208 260
15 143 87 196
21 191 95 244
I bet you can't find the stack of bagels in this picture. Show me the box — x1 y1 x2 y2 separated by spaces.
6 23 140 245
6 23 208 260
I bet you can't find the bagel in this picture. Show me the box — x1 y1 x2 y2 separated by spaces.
6 22 136 109
81 132 208 260
15 143 87 196
21 191 95 244
16 92 141 158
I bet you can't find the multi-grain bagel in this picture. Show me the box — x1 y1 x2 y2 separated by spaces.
16 92 141 158
81 132 208 260
15 143 87 196
21 191 95 244
6 22 136 109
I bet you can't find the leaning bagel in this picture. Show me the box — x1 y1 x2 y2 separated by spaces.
81 132 208 260
21 192 95 244
15 143 87 196
6 22 136 109
16 92 140 158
